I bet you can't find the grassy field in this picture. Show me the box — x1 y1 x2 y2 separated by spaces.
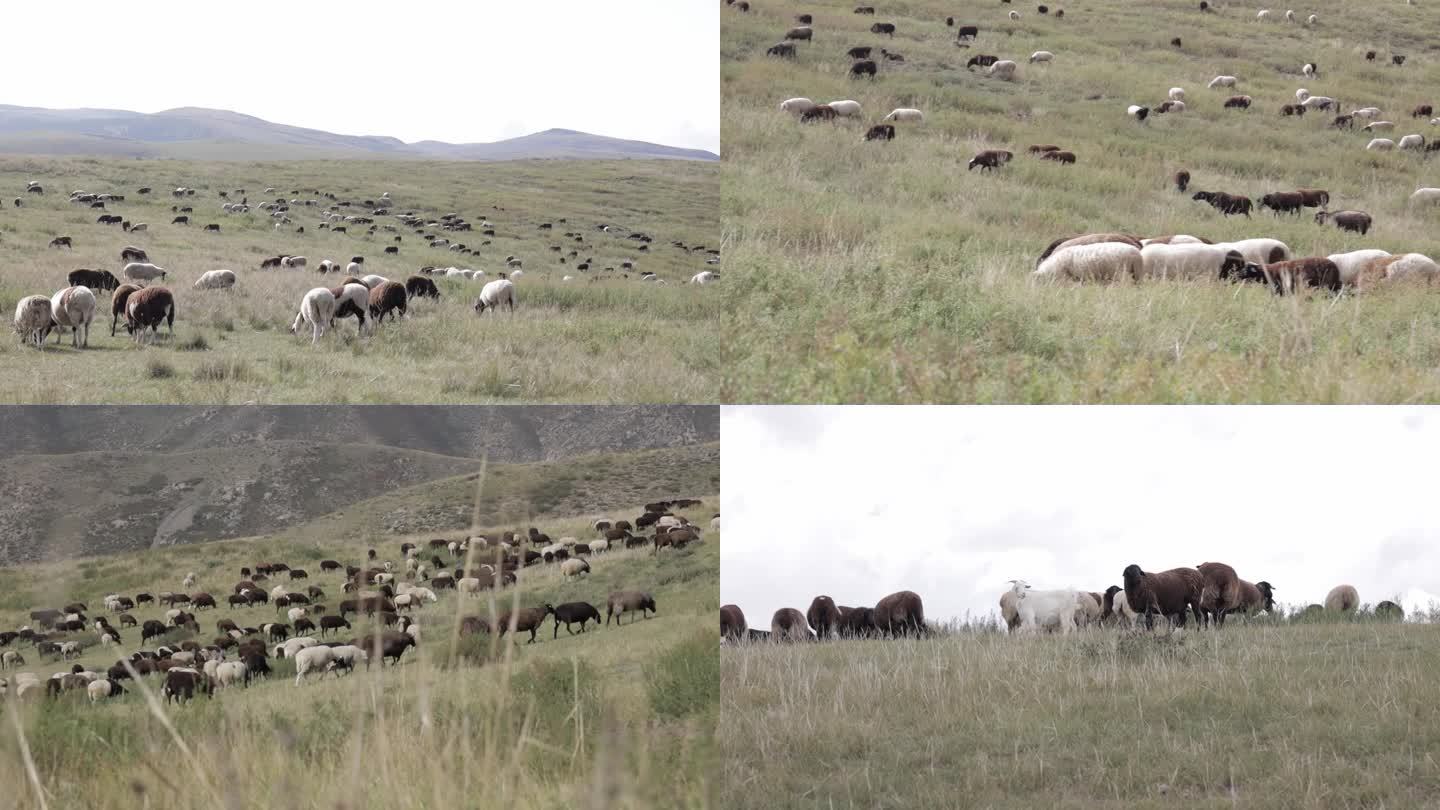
0 468 719 807
721 616 1440 808
0 157 718 403
721 0 1440 402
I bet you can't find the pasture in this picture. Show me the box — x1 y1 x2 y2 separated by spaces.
721 616 1440 809
0 485 720 809
0 157 718 403
722 0 1440 402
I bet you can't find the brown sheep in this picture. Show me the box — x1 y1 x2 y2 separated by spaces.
873 590 926 637
800 105 838 123
1279 103 1306 116
1325 584 1359 612
968 149 1014 171
1244 258 1341 295
1121 564 1203 629
770 608 814 642
864 124 896 141
870 22 896 36
498 605 554 644
1027 144 1062 154
405 275 440 300
125 286 176 340
1296 188 1330 208
1035 232 1143 267
1223 95 1252 109
1174 170 1190 192
110 284 141 336
1315 209 1371 235
605 591 656 626
1196 562 1244 626
1413 104 1433 118
1259 192 1304 215
720 605 747 640
849 60 878 78
784 26 813 42
1041 150 1076 164
1332 114 1354 128
806 596 842 639
367 281 407 324
1233 580 1276 617
847 46 872 59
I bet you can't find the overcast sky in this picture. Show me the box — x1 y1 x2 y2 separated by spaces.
722 407 1440 627
4 0 718 152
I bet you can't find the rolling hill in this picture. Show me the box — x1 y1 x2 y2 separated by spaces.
0 104 719 161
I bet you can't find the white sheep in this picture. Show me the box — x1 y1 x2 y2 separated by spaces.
345 261 363 276
1168 87 1186 101
988 60 1018 80
1140 235 1205 246
1208 75 1238 89
1008 9 1020 19
87 679 121 703
1302 62 1315 76
1366 138 1397 151
689 271 719 284
1034 242 1143 282
474 278 516 314
287 607 307 623
1009 580 1080 634
1306 13 1317 23
1257 9 1272 20
1399 134 1425 149
1327 249 1392 286
1107 588 1141 627
883 107 925 122
326 645 367 674
827 99 862 117
1212 238 1292 266
49 286 96 348
13 295 52 347
1296 88 1310 102
182 572 196 588
215 661 248 688
1028 50 1054 64
359 274 390 289
1285 9 1296 21
1370 253 1440 284
1363 120 1396 132
290 288 336 344
281 256 307 269
293 645 336 685
1409 187 1440 205
194 270 236 290
278 636 319 659
1352 107 1382 119
590 539 609 554
561 558 590 579
122 262 167 283
1300 96 1334 110
1139 243 1257 281
779 97 817 115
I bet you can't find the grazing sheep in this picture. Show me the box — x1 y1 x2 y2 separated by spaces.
605 591 656 626
193 270 236 290
367 281 407 325
1302 61 1316 76
720 605 747 641
1325 585 1359 612
767 42 797 58
801 105 838 122
293 645 339 685
1122 564 1203 629
49 286 97 348
988 60 1018 80
122 262 168 284
1353 253 1440 290
849 60 877 78
1399 134 1425 150
87 679 125 702
873 590 926 637
779 97 817 115
1169 87 1186 102
1366 138 1397 151
784 26 813 42
1251 258 1343 294
1029 50 1054 64
1257 8 1272 19
1306 13 1316 23
968 149 1014 171
13 295 53 347
559 558 590 579
1196 562 1244 626
1327 249 1393 285
1207 75 1238 89
1036 242 1143 282
473 279 516 314
1035 233 1143 266
290 288 337 344
882 108 924 122
405 275 440 300
1157 100 1186 114
1139 243 1256 281
1280 104 1305 117
1375 601 1404 620
1127 104 1150 122
1174 170 1191 192
68 269 121 292
771 608 815 642
1193 190 1253 217
1315 209 1372 235
1224 95 1253 109
828 100 862 117
1041 150 1076 164
1413 104 1433 118
1028 144 1061 154
863 124 896 141
806 596 842 639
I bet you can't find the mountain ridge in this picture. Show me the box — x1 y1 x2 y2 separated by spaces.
0 104 718 161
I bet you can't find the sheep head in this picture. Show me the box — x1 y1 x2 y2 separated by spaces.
1008 579 1032 599
1122 565 1145 590
1257 581 1276 610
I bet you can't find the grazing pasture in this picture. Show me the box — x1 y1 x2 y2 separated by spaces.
0 157 718 403
0 484 720 809
722 612 1440 808
722 0 1440 402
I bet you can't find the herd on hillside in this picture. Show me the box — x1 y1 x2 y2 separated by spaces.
9 181 721 349
748 2 1440 292
722 561 1402 642
0 499 715 703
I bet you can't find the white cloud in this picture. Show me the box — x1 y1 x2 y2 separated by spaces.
722 407 1440 625
4 0 718 152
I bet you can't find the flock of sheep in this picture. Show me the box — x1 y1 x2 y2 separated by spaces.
722 562 1399 643
0 498 713 701
752 2 1440 295
10 180 721 349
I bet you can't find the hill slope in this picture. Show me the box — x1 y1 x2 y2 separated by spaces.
0 104 718 161
722 0 1440 402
